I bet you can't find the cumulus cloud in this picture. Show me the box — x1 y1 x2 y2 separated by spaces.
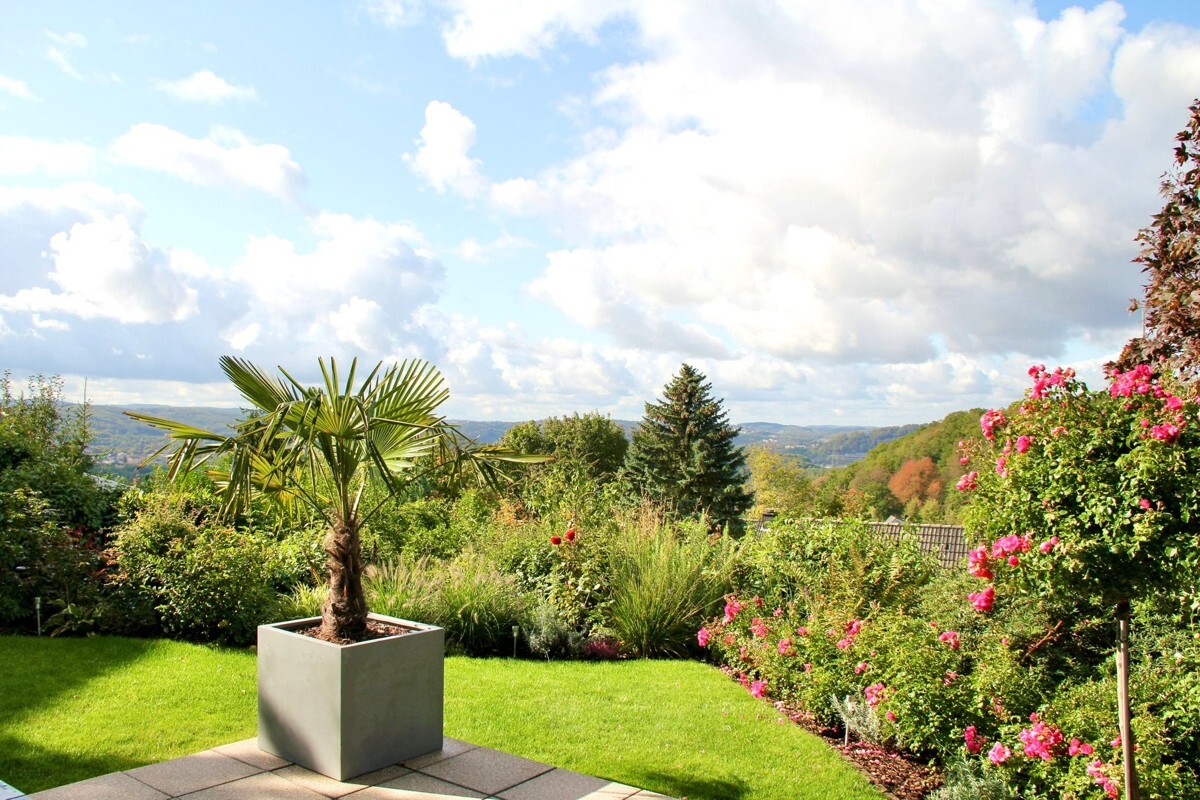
0 74 34 99
155 70 256 103
405 100 487 197
443 0 1199 386
0 137 94 176
220 211 445 359
0 214 197 325
110 124 305 202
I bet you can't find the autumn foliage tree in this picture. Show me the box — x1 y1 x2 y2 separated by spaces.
887 456 939 505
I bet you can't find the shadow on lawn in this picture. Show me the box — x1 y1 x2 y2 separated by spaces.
635 771 750 800
0 636 159 792
0 733 147 795
0 636 157 722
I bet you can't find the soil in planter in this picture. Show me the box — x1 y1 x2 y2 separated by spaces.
296 619 417 645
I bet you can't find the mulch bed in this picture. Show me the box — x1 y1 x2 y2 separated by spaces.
722 668 943 799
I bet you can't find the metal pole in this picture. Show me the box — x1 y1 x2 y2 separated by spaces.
35 596 42 637
512 625 519 659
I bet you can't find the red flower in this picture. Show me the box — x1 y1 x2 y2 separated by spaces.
550 535 562 545
565 528 577 542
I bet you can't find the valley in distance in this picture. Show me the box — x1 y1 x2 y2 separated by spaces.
80 403 921 481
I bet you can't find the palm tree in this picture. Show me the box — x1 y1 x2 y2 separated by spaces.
127 355 535 642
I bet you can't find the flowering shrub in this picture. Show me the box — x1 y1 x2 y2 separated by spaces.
961 365 1200 614
951 364 1200 796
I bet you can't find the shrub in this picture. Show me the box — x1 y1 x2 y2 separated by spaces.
738 517 938 617
365 555 530 655
930 759 1013 800
363 557 443 624
0 488 105 630
106 488 280 645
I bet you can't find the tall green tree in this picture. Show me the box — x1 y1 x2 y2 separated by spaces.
624 364 752 533
501 412 628 481
1118 98 1200 385
499 412 629 528
128 356 536 641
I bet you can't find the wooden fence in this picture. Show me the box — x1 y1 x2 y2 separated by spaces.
863 521 971 569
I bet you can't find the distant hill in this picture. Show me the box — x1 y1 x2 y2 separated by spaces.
79 404 921 479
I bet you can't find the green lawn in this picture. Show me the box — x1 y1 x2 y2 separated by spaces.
0 636 881 799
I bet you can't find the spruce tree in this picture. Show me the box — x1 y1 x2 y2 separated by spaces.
624 363 752 533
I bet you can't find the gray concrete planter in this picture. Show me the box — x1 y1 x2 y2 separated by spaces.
257 614 444 781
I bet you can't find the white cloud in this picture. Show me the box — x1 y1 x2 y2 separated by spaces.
0 214 198 325
362 0 424 28
222 211 444 357
439 0 635 62
155 70 256 103
405 100 487 197
0 137 94 176
0 74 34 99
110 124 305 202
45 30 87 80
449 0 1200 386
456 232 530 262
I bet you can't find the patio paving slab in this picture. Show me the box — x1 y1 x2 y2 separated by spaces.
23 736 674 800
400 738 479 770
177 770 328 800
213 738 291 771
125 750 261 797
273 764 411 797
24 771 168 800
354 771 487 799
416 746 555 797
494 768 614 800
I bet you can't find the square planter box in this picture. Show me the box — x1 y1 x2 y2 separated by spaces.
257 614 444 781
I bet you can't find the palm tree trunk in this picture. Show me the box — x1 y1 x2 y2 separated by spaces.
320 516 368 640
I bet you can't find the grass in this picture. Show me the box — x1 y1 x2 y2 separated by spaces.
0 637 257 793
0 636 883 799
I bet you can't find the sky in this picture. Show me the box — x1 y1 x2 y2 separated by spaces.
3 1 1200 426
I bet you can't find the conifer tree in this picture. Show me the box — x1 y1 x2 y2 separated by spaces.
624 364 752 533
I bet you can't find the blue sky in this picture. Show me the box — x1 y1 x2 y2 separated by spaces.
3 1 1200 425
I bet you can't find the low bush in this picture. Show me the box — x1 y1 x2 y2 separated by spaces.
106 485 281 645
436 554 528 656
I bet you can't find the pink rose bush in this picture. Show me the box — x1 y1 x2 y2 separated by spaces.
696 484 1200 798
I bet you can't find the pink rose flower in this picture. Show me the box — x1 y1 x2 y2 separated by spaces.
988 742 1012 765
938 630 961 650
969 586 995 613
697 627 710 647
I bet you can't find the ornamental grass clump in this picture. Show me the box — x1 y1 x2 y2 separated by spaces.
605 511 735 658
